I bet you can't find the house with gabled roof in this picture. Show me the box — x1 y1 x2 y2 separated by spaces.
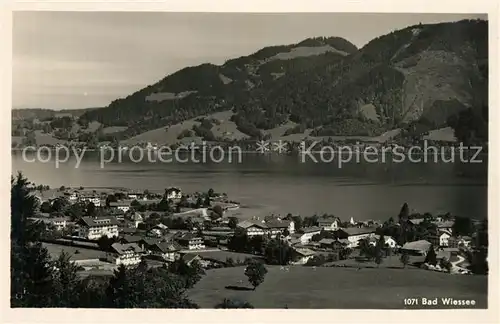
265 219 295 236
109 243 144 266
77 216 119 240
175 233 205 250
149 241 182 262
237 220 269 236
401 240 432 256
317 216 341 231
334 227 377 248
165 187 182 200
297 226 322 244
292 247 317 265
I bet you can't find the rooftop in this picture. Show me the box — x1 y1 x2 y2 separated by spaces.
301 226 322 234
293 248 316 257
78 216 119 227
120 235 143 243
111 243 144 255
154 241 182 253
265 220 292 229
340 227 377 236
402 240 432 251
237 220 268 229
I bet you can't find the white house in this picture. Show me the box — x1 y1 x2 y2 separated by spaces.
80 196 101 207
439 231 452 247
50 217 69 231
369 235 397 248
109 201 131 213
77 216 119 240
265 220 295 236
68 191 79 202
176 233 205 250
298 226 322 244
165 187 182 200
317 216 341 231
149 241 182 262
292 248 316 265
29 217 69 231
109 243 144 266
336 227 377 248
237 221 268 236
433 220 455 233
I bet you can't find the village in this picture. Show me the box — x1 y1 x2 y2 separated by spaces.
29 184 488 280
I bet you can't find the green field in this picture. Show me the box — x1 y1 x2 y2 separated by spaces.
188 265 487 309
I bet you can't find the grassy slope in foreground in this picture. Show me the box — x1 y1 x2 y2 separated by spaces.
188 265 487 308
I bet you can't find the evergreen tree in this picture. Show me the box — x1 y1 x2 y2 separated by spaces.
106 265 133 308
374 235 385 267
424 245 437 266
52 252 81 307
11 173 54 307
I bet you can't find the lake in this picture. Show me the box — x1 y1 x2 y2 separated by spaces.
11 151 488 222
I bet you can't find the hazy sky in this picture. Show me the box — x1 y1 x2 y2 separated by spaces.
13 12 486 110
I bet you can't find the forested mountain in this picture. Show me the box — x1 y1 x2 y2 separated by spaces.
78 19 488 142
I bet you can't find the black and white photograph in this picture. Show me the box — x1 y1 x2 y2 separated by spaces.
8 8 492 313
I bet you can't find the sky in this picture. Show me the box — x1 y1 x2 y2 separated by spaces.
13 12 486 110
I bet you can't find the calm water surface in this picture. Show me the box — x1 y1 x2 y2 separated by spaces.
12 151 488 221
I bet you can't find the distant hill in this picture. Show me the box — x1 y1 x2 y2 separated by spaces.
17 19 488 146
12 107 102 121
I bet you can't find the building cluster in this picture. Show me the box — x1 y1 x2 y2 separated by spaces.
32 187 484 275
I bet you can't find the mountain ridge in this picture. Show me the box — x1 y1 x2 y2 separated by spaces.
13 20 488 146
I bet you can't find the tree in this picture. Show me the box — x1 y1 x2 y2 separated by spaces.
264 239 293 265
86 202 96 216
244 260 268 290
66 202 85 221
398 203 410 222
11 173 56 307
195 197 203 208
97 236 117 252
105 265 134 308
11 172 41 245
228 217 238 229
225 257 235 267
374 235 385 267
359 239 375 260
204 195 211 207
439 258 452 272
452 216 473 236
157 198 170 212
212 205 224 218
40 201 52 213
168 259 205 289
215 298 254 308
51 197 69 213
291 215 303 231
105 194 117 207
339 247 353 260
424 245 437 266
470 247 488 275
400 253 410 269
52 252 80 307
